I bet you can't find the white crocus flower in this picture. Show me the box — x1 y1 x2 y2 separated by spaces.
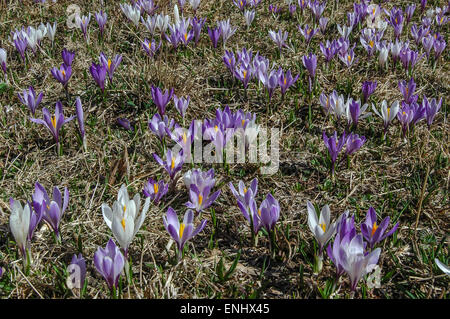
307 201 338 253
46 22 57 44
337 24 352 39
9 199 31 265
120 3 141 26
189 0 201 11
25 27 39 53
102 184 150 258
378 46 389 69
174 4 181 27
435 259 450 276
372 100 399 133
156 14 171 34
244 10 255 28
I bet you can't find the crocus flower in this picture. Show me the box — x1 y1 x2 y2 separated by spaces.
298 24 318 44
143 178 168 204
387 7 404 39
217 19 237 48
319 17 328 34
346 98 371 128
0 48 6 76
320 40 338 64
208 27 221 48
117 118 133 131
95 10 107 36
75 96 86 149
422 34 435 59
345 133 366 155
397 105 414 137
339 234 381 291
18 86 43 115
433 39 446 60
13 35 27 62
257 193 280 233
142 38 161 58
186 182 221 213
399 48 423 74
229 178 258 206
339 44 357 68
9 199 31 265
89 62 107 92
151 85 174 116
372 100 400 136
94 239 125 292
323 131 346 175
51 63 72 87
100 53 122 82
32 182 69 241
237 195 261 235
66 254 86 290
173 94 190 118
156 14 171 35
337 24 352 40
306 201 338 255
165 207 208 264
405 5 416 24
120 3 140 26
61 48 75 67
361 207 399 250
268 29 288 54
398 78 417 104
423 96 443 128
435 259 450 276
153 148 184 180
302 53 317 92
361 81 377 104
244 9 255 28
75 14 91 41
278 69 299 96
191 17 205 45
378 45 389 69
141 0 158 15
183 168 216 192
101 184 150 258
148 113 175 140
46 22 57 45
189 0 201 13
30 101 75 145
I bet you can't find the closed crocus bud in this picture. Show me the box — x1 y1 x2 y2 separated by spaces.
9 198 31 262
67 253 86 291
378 47 389 69
94 239 125 293
75 97 86 150
0 48 7 76
306 201 338 255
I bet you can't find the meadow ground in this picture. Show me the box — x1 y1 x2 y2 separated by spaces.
0 0 448 299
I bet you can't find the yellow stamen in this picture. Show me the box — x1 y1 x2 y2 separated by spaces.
121 218 126 231
320 223 326 232
214 125 218 132
51 115 57 128
183 132 187 144
347 55 351 62
153 183 159 194
371 222 378 237
402 111 406 115
258 209 261 216
387 107 391 117
244 187 247 194
369 40 374 48
184 33 188 42
61 70 66 78
284 78 287 85
241 119 245 126
243 70 247 79
198 194 203 205
123 204 126 213
179 223 185 238
107 59 111 70
372 8 376 16
171 157 175 170
440 17 444 24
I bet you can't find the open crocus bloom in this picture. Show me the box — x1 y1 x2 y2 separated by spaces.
143 178 168 204
153 149 184 180
307 201 337 254
229 178 258 205
94 239 125 291
372 100 399 132
163 207 207 260
361 207 399 249
186 183 220 213
102 184 150 258
339 234 381 291
183 168 216 192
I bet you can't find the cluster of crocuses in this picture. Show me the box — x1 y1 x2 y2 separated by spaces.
223 48 299 100
307 202 398 293
9 182 69 271
51 48 74 90
230 178 280 251
89 52 122 92
10 22 57 62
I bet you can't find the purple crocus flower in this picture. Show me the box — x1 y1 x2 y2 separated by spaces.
217 19 237 48
397 105 414 137
18 86 43 115
94 239 125 292
233 0 247 11
51 63 72 87
323 131 346 175
268 4 281 15
143 178 168 204
163 207 207 260
257 193 280 233
361 207 399 250
420 0 427 13
320 40 337 64
398 78 417 104
223 50 236 72
191 17 206 46
153 148 184 180
151 85 174 116
173 95 190 118
76 14 91 42
229 178 258 206
433 39 446 60
399 48 423 73
346 98 370 128
345 133 366 155
95 10 108 37
0 48 6 76
302 53 317 92
186 183 221 213
338 234 381 291
183 168 216 192
30 101 75 145
387 7 404 39
148 113 175 140
298 24 318 44
61 48 75 67
339 44 357 68
142 38 161 58
319 17 328 34
268 29 288 54
237 195 261 235
100 53 122 82
422 34 435 59
278 69 299 97
67 253 86 290
208 27 221 48
405 5 416 24
75 96 86 149
117 118 133 131
310 0 326 22
258 69 279 100
32 182 69 241
89 62 107 92
423 96 443 128
411 24 429 46
13 36 27 62
361 81 377 104
234 65 253 89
